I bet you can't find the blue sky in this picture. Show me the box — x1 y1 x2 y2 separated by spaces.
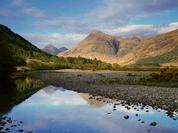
1 0 178 48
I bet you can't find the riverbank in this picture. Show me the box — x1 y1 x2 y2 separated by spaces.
22 70 178 114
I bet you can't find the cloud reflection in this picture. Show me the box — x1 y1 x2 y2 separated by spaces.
22 86 88 106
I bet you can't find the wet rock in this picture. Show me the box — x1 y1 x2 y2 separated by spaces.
0 121 6 127
18 129 24 132
2 116 7 120
0 126 3 130
173 118 177 120
6 118 12 123
150 122 157 126
124 115 129 119
5 128 10 131
89 96 93 99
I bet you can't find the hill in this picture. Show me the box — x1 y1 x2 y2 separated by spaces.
118 30 178 66
58 31 120 63
42 44 59 55
0 24 53 70
0 24 112 71
58 47 68 53
59 30 178 66
42 45 68 55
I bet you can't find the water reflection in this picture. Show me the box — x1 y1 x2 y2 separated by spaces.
0 77 44 114
1 85 177 133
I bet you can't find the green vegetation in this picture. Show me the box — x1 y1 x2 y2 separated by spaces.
136 48 178 65
112 63 172 72
0 76 44 114
0 24 112 72
139 67 178 87
148 67 178 81
25 57 112 71
0 42 16 81
1 24 178 73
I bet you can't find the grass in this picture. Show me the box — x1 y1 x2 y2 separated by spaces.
136 48 178 65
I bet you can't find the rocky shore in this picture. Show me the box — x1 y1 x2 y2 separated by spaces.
28 70 178 115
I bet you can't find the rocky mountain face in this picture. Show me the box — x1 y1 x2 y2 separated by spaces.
59 29 178 66
58 31 120 63
42 45 68 55
118 29 178 66
58 47 68 53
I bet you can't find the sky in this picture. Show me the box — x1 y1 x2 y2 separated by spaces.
1 0 178 48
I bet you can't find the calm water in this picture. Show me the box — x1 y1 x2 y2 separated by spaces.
1 85 178 133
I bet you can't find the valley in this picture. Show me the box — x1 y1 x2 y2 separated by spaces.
0 24 178 133
1 0 178 132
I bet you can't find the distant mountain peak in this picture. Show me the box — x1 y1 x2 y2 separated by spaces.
42 44 68 55
45 44 55 47
59 47 68 50
42 44 59 55
58 47 68 53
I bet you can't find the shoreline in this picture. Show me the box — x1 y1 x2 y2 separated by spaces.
25 70 178 114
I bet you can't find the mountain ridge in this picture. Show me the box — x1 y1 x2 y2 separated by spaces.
42 44 68 55
59 29 178 66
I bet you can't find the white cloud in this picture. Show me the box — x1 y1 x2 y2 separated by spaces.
104 25 156 36
22 86 88 106
89 0 178 21
36 0 178 34
22 7 46 18
158 22 178 33
104 22 178 37
20 22 178 48
21 32 87 48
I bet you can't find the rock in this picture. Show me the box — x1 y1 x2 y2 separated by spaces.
124 115 129 119
113 108 116 111
150 122 157 126
18 129 24 132
0 126 3 130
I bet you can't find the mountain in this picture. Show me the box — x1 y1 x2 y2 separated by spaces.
0 24 112 71
0 24 57 71
0 24 50 61
58 30 120 63
58 47 68 54
118 29 178 66
42 44 59 55
42 44 68 55
58 30 143 64
59 29 178 66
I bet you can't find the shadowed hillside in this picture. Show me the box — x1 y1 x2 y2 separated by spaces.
0 24 112 71
42 44 68 55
